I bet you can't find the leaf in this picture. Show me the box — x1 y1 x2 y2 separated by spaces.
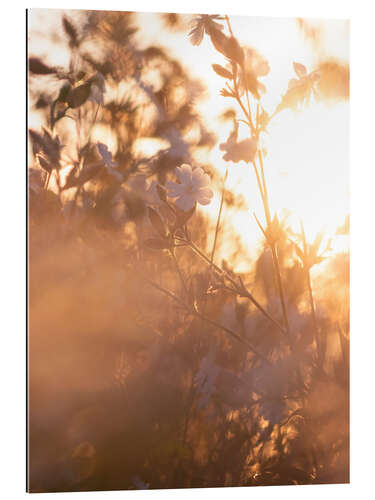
293 242 305 263
212 64 233 79
293 62 307 78
57 83 73 103
188 24 204 46
144 238 169 250
36 154 52 173
29 129 44 155
62 15 79 47
148 207 167 238
29 128 63 168
220 88 235 98
336 215 349 235
222 36 244 65
311 231 324 257
209 27 229 56
28 57 56 75
66 82 92 108
189 15 224 46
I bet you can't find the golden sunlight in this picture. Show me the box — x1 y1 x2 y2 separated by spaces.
28 10 350 492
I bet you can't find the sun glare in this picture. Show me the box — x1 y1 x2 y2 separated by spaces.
29 10 349 266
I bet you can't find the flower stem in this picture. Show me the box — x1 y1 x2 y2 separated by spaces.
270 242 290 335
306 267 321 363
186 240 286 335
210 169 227 265
171 249 189 299
225 15 234 37
147 279 270 364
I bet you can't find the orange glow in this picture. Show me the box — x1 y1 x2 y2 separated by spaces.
131 13 349 269
28 12 349 271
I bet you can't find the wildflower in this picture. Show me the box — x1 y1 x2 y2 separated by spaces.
188 14 225 46
220 122 257 163
166 164 213 211
276 62 320 113
238 47 270 99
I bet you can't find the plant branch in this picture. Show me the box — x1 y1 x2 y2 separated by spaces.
171 249 189 299
210 169 227 265
186 240 286 336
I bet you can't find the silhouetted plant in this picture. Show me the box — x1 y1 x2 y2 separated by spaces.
28 10 349 492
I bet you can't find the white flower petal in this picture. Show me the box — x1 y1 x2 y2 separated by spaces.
197 197 212 206
192 169 211 190
165 180 185 197
176 164 192 184
191 167 204 185
198 187 213 199
176 194 195 211
199 173 211 188
192 167 204 178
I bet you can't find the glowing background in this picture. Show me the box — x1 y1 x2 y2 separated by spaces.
28 10 349 270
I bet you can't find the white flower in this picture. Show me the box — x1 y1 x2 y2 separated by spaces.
165 164 213 211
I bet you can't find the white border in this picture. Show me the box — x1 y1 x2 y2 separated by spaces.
1 0 374 498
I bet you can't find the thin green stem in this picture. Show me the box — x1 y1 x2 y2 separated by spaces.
251 160 265 205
